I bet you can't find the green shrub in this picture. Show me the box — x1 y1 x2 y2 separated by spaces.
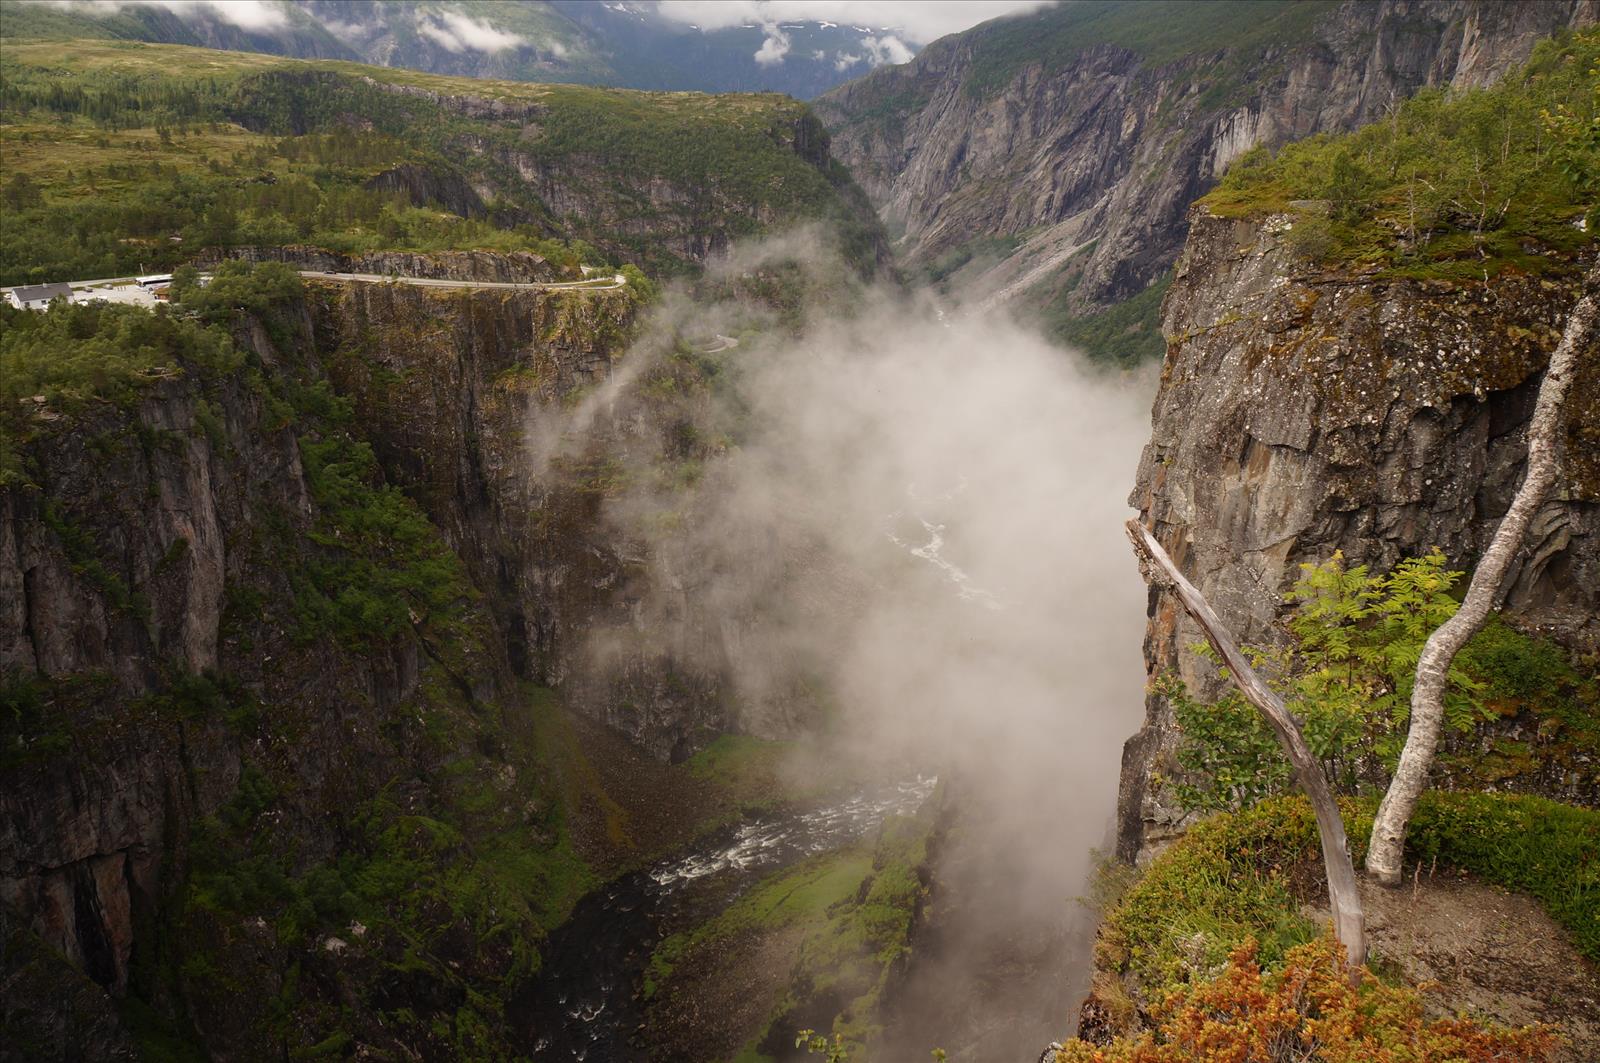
0 299 240 406
1102 797 1331 993
172 259 301 321
292 432 471 648
0 672 72 767
1164 550 1485 812
1102 791 1600 1005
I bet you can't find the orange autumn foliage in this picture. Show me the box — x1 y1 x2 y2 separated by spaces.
1060 936 1560 1063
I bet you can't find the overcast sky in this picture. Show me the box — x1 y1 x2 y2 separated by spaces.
654 1 1054 46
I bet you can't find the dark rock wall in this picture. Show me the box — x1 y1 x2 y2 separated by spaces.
0 277 729 1056
198 245 560 282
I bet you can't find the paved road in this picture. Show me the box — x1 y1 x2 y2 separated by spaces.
694 334 740 354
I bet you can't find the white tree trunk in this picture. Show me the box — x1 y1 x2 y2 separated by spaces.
1366 264 1600 886
1126 520 1366 969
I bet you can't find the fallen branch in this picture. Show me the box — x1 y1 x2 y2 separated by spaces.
1125 519 1366 968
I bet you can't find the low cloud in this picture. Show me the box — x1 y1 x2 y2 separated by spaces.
753 23 790 66
307 12 372 42
524 229 1154 1049
861 33 913 65
834 33 913 71
42 0 289 32
416 9 526 54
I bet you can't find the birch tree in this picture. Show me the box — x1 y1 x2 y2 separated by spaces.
1366 263 1600 885
1126 520 1366 968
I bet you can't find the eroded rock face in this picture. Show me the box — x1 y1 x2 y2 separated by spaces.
1119 209 1600 859
817 0 1597 314
303 280 805 759
0 349 436 1048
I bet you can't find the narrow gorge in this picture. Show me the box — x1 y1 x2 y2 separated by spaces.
3 4 1599 1062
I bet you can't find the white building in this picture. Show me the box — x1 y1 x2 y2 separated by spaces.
5 282 75 310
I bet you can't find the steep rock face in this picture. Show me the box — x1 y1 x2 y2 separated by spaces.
452 111 892 275
0 278 690 1057
364 162 492 220
2 369 313 986
817 0 1596 314
1119 209 1600 859
0 329 473 1055
306 280 790 758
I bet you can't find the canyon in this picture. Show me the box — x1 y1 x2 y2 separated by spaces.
4 5 1600 1061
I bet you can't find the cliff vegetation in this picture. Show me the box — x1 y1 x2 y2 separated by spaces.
1207 27 1600 280
0 260 667 1058
1075 793 1599 1058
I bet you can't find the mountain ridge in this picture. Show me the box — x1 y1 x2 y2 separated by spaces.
0 0 924 99
815 0 1599 361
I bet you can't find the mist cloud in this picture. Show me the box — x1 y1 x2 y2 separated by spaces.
525 230 1154 1048
753 24 791 66
834 34 913 71
43 0 289 31
415 10 527 54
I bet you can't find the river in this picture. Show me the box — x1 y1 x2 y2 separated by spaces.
521 776 939 1060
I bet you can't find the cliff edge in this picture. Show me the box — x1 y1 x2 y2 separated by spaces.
1120 206 1599 859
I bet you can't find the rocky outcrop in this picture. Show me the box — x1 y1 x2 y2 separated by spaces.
0 338 448 1052
360 76 548 121
364 162 492 220
1119 209 1600 859
454 112 892 276
817 0 1597 315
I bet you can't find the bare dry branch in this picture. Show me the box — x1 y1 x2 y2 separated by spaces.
1126 519 1366 968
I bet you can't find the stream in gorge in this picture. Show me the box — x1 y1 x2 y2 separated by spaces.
520 776 939 1060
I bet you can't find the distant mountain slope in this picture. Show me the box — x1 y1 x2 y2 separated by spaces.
0 0 922 99
815 0 1598 362
0 39 887 286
